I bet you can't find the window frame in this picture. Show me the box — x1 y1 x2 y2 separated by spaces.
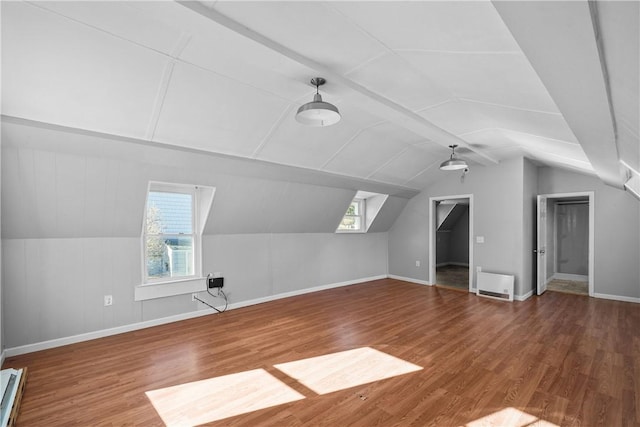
337 198 366 233
142 182 201 285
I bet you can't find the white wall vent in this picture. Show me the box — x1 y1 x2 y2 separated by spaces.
477 272 514 301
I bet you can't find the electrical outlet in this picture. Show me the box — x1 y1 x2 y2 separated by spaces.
192 293 198 302
415 260 421 267
104 295 113 306
476 266 482 273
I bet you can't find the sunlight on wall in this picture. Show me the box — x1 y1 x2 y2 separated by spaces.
466 407 559 427
145 368 304 426
274 347 423 394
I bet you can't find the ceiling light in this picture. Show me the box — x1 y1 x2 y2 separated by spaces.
296 77 341 127
440 145 468 171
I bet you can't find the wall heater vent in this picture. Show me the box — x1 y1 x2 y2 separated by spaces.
477 272 514 301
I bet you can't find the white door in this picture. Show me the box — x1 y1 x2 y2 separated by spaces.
536 195 548 295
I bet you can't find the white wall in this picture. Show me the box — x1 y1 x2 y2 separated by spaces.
390 158 640 301
1 120 401 350
2 232 387 348
204 233 387 302
389 157 532 297
538 167 640 299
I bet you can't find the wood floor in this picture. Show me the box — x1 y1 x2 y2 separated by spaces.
3 279 639 426
547 279 589 296
435 265 470 292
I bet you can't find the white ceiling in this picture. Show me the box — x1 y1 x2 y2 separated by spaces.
2 1 638 191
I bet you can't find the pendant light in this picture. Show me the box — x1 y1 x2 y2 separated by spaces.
440 145 468 171
296 77 341 127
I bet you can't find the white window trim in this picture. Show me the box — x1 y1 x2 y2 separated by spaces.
142 182 200 285
136 182 215 300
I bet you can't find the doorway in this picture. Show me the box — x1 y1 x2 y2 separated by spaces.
429 195 473 292
536 192 594 296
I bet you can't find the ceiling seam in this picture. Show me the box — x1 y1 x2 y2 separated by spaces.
343 51 388 76
24 1 175 60
588 0 619 142
498 128 582 147
2 115 421 197
177 1 497 165
394 48 521 56
325 2 459 109
250 104 296 159
145 61 175 140
319 120 386 170
365 146 414 180
414 99 460 114
523 147 593 168
457 98 563 116
23 1 296 105
402 160 441 187
146 32 192 141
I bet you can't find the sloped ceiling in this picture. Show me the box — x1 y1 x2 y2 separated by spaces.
1 1 638 191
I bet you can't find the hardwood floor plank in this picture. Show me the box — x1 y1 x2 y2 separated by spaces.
3 279 639 426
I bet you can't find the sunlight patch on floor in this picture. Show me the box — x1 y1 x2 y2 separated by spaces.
466 407 559 427
145 368 304 426
274 347 423 395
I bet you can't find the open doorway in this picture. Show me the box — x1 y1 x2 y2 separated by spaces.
536 192 594 297
429 195 473 292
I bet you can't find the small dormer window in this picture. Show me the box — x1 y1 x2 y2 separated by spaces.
336 191 390 234
337 198 365 232
141 182 215 285
144 184 197 282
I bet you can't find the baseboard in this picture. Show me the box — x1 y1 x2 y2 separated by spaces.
4 275 386 358
552 273 588 282
387 274 431 286
515 290 533 301
1 349 5 367
221 275 388 310
4 309 216 358
593 293 640 304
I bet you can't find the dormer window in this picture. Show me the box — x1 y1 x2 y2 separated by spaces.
336 191 390 233
142 182 215 285
337 198 365 232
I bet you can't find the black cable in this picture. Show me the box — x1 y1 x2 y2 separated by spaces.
193 295 223 313
206 287 228 313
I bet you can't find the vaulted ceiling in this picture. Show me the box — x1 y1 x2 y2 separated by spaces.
2 1 638 191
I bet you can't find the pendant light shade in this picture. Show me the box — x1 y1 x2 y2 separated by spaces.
296 77 341 127
440 145 468 171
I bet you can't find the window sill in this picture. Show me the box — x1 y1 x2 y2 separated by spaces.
134 277 206 301
335 230 366 234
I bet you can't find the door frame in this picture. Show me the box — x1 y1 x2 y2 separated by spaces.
429 194 474 292
536 191 594 296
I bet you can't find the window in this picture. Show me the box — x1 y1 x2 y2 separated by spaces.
337 198 365 232
335 191 389 234
143 183 198 283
